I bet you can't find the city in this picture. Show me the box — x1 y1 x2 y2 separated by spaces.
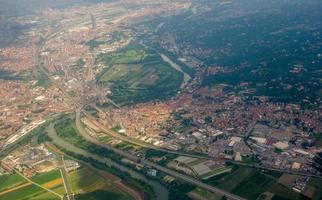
0 0 321 200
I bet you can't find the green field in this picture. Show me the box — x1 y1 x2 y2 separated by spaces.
304 178 322 200
70 167 133 200
31 170 61 185
0 165 134 200
55 118 80 143
0 182 60 200
34 70 52 89
105 49 148 64
206 166 302 200
76 189 127 200
96 44 183 104
207 167 254 192
0 173 27 192
201 166 232 180
190 187 222 200
0 168 65 200
233 172 276 199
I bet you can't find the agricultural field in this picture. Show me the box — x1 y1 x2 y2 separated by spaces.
205 166 310 200
0 163 136 200
31 169 66 195
0 173 27 192
189 187 222 200
304 178 322 200
0 170 62 200
70 167 134 200
31 170 62 185
96 44 183 105
0 184 60 200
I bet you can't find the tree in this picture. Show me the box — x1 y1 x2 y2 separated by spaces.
204 116 213 124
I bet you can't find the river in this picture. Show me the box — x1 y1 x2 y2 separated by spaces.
160 53 191 89
47 124 169 200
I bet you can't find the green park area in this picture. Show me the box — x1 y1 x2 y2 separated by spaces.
96 44 183 105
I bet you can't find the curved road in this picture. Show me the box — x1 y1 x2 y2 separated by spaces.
75 110 245 200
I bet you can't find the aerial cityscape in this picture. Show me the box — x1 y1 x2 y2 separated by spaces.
0 0 321 200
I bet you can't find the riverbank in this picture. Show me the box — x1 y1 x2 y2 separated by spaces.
47 124 169 200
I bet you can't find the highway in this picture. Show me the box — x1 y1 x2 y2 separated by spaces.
75 109 246 200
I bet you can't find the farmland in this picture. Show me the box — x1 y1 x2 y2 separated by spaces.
70 167 133 200
0 171 62 200
31 170 62 185
189 187 222 200
0 164 135 200
0 184 60 200
205 166 306 200
96 44 183 105
0 173 27 192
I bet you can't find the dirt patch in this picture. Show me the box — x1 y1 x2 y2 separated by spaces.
42 178 63 189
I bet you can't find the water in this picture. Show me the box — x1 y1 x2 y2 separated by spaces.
47 125 169 200
160 53 191 89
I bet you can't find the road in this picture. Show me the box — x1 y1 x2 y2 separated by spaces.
47 123 169 200
58 155 75 200
82 107 214 160
75 109 245 200
14 169 63 199
84 107 322 180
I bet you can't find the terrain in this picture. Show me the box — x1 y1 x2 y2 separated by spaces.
0 0 321 200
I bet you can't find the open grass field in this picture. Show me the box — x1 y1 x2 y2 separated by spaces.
207 166 254 192
189 187 222 200
305 178 322 200
109 49 148 64
0 183 60 200
31 170 62 185
76 189 128 200
233 172 276 200
69 167 133 200
0 165 135 200
34 70 52 89
96 44 183 104
0 169 65 200
97 134 114 143
206 166 304 200
268 183 300 200
0 173 27 192
50 184 66 196
278 174 297 188
201 166 232 180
